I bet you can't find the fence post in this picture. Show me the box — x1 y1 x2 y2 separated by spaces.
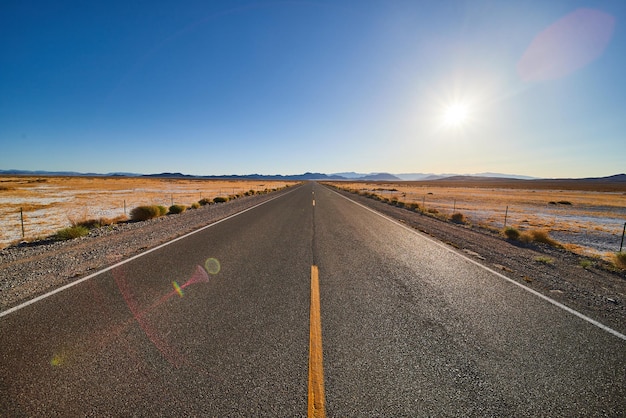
620 222 625 253
20 207 25 238
453 199 456 212
504 206 509 228
124 200 126 215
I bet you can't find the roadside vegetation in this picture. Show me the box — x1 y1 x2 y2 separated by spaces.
168 204 187 214
55 225 90 240
54 214 129 241
615 252 626 269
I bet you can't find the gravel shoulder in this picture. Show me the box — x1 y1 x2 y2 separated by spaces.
334 187 626 336
0 188 296 312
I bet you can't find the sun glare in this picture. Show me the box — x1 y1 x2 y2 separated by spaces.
442 102 470 128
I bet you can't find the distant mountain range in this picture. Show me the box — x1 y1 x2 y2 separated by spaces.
1 169 624 183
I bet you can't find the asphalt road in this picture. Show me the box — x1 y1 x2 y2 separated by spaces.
1 182 624 416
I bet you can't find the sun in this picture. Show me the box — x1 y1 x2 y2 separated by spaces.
442 102 470 128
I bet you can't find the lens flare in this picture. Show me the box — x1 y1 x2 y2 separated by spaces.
172 281 183 297
205 258 221 275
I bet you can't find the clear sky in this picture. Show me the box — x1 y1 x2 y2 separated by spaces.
1 0 625 178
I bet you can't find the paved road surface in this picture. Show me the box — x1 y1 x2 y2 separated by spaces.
1 182 624 416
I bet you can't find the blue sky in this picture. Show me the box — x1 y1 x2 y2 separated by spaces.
1 0 624 178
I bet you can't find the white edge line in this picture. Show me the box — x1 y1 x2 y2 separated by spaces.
0 186 301 318
328 187 626 342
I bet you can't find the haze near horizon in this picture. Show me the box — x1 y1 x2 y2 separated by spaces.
1 1 625 178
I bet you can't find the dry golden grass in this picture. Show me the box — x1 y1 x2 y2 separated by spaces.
614 252 626 269
0 176 296 247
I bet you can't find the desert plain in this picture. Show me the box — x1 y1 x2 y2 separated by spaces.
0 176 295 248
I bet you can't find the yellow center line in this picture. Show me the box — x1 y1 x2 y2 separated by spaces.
308 265 326 418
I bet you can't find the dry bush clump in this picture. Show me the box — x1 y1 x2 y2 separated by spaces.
130 205 164 221
450 213 466 224
198 198 212 206
503 227 521 240
614 252 626 269
527 230 560 247
168 204 186 214
70 215 127 229
55 226 90 240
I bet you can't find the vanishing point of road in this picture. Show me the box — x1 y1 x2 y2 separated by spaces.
1 182 624 416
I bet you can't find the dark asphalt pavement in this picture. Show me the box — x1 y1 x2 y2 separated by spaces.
1 182 624 416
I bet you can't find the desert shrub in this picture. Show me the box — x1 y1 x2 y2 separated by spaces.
130 205 163 221
535 256 553 264
614 252 626 269
427 208 439 214
111 214 128 224
390 198 399 205
406 203 419 211
504 227 520 240
74 216 127 229
213 196 228 203
74 218 102 229
191 202 200 209
450 213 465 224
557 201 572 205
519 232 534 244
198 198 212 206
528 230 560 247
579 259 593 269
168 204 186 214
157 205 168 216
55 225 89 240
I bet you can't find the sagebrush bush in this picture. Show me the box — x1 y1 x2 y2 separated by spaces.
157 205 168 216
450 213 465 224
614 252 626 269
504 227 520 240
74 218 102 229
198 198 212 206
191 202 200 209
213 196 228 203
55 225 89 240
528 230 560 247
73 215 127 229
406 203 420 211
130 205 163 221
168 204 186 214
